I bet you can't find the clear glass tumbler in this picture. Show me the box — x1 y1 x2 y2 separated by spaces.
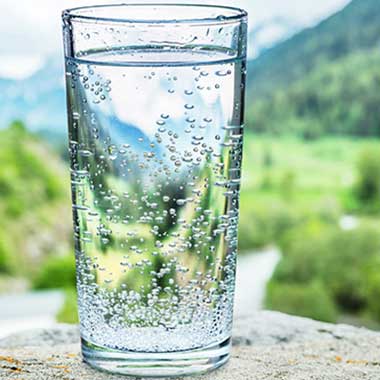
62 4 247 377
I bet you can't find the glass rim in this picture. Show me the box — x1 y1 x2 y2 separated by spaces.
62 3 248 25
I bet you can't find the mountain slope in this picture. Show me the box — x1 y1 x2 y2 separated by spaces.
246 0 380 137
247 0 380 98
0 121 71 276
247 50 380 137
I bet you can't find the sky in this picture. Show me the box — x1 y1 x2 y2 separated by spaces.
1 0 350 79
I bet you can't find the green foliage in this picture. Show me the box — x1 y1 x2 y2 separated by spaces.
0 122 63 215
56 288 79 324
240 135 380 325
262 146 274 168
0 122 71 278
279 170 296 200
33 254 76 290
246 0 380 138
267 223 380 322
247 51 380 138
354 147 380 211
248 0 380 98
276 220 329 282
238 193 341 252
266 280 338 323
238 197 300 250
9 120 27 134
321 226 380 312
0 232 13 274
312 197 342 225
238 135 355 252
365 269 380 322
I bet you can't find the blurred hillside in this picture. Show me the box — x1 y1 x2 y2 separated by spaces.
247 0 380 138
0 122 71 291
241 0 380 327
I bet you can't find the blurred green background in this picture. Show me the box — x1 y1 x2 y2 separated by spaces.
1 0 380 329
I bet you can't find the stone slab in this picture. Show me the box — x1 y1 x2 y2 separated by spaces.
1 312 379 379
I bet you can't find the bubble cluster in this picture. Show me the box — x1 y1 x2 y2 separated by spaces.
66 50 245 353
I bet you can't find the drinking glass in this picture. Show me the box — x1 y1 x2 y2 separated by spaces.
62 4 247 377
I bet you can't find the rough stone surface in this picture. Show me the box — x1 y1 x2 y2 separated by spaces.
0 324 79 349
1 311 380 379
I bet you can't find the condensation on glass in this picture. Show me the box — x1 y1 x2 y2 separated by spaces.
62 4 247 377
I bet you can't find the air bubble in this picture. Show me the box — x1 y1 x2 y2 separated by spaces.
215 70 232 77
79 150 93 157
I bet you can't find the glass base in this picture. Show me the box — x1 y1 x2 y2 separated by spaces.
82 337 231 378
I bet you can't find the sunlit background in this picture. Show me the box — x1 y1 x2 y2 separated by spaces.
1 0 380 337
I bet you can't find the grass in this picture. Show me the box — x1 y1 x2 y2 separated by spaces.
241 133 380 207
0 123 71 279
239 134 380 327
236 134 380 252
